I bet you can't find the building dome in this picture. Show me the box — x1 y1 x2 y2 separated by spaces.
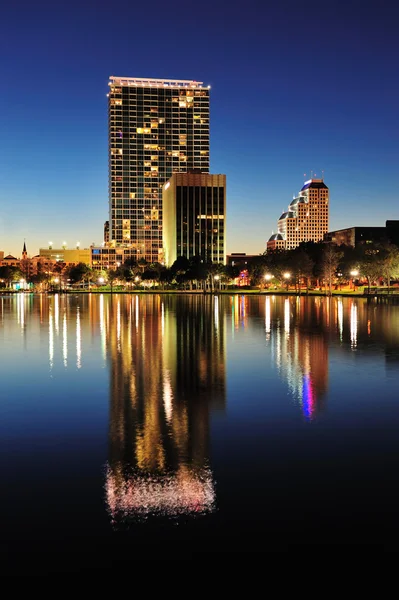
279 211 295 220
268 233 284 241
290 196 305 207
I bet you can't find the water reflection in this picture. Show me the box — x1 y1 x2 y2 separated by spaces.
105 295 225 521
2 292 399 529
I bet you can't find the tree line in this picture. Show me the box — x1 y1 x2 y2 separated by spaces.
1 240 399 293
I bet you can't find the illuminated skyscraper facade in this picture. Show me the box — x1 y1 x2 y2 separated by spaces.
267 178 329 251
108 76 210 263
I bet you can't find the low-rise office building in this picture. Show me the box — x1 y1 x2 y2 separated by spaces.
163 172 226 266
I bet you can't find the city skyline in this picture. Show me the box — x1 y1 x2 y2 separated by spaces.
1 1 398 259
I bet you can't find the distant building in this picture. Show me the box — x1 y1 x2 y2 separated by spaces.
0 254 19 268
324 221 399 247
0 251 4 261
39 247 91 265
267 178 329 251
162 172 226 266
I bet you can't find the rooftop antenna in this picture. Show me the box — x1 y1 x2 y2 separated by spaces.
310 170 313 178
321 169 325 181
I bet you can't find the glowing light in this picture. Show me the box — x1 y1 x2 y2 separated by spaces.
62 312 68 367
350 302 357 349
265 296 271 337
49 308 54 370
163 370 173 423
264 273 272 280
337 298 343 341
76 307 81 369
284 298 290 333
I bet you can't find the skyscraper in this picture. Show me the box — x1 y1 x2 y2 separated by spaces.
108 76 210 263
267 178 329 251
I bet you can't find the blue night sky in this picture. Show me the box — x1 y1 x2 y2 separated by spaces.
1 0 398 258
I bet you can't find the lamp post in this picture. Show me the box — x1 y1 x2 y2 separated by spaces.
214 274 220 291
264 273 272 290
98 277 105 287
283 272 291 291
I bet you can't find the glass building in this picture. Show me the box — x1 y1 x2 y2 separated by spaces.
162 172 226 266
108 77 210 263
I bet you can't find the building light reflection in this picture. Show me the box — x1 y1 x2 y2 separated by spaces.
350 302 358 350
116 298 121 351
99 294 106 362
17 294 25 330
62 311 67 367
265 296 271 338
163 369 173 423
284 298 290 334
54 294 59 336
337 298 343 341
49 308 54 370
76 306 82 369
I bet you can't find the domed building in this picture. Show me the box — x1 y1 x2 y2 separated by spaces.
267 178 329 251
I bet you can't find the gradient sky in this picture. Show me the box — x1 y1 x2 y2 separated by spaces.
1 0 398 258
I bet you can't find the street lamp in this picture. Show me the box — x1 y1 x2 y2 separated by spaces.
98 277 105 285
214 274 220 290
284 272 291 291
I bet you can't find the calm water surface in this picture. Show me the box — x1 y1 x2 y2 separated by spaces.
1 293 399 563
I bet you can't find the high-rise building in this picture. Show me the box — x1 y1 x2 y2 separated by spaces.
267 178 329 251
108 76 210 263
162 172 226 266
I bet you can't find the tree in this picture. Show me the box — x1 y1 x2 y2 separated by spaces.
265 248 291 286
321 244 343 296
291 248 314 293
67 263 93 287
106 268 121 292
357 243 382 293
0 266 22 288
380 242 399 291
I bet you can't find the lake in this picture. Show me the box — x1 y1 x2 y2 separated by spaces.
1 292 399 565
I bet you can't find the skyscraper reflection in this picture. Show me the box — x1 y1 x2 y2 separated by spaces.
105 295 226 521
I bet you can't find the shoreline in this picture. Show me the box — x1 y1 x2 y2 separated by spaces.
0 289 381 298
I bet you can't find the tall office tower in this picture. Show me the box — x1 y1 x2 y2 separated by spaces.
108 76 210 263
162 172 226 266
267 178 329 251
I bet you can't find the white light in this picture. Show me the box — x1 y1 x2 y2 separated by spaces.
265 274 272 280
